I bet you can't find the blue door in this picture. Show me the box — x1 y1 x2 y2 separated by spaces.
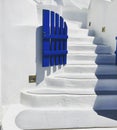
42 9 68 67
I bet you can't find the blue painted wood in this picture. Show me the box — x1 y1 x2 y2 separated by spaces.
115 37 117 65
44 50 67 56
50 11 55 66
42 9 68 67
59 16 64 65
63 22 68 65
43 10 50 67
55 13 60 65
44 35 67 39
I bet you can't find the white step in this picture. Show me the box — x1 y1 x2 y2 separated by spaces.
66 19 82 29
54 127 117 130
34 0 57 5
68 28 89 37
15 108 117 129
68 36 95 43
55 72 116 79
21 89 117 110
64 65 117 76
68 45 112 54
67 54 115 65
21 90 96 108
62 0 74 6
45 77 117 95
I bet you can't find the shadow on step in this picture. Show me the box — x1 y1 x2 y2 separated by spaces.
94 79 117 120
95 55 115 65
94 110 117 120
36 26 63 85
94 53 117 120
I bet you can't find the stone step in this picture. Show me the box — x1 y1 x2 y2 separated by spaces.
68 36 95 43
15 107 117 129
68 44 112 54
68 41 104 46
3 105 117 130
35 0 57 5
54 128 117 130
68 28 89 37
63 65 117 75
67 54 115 65
65 19 82 29
21 89 117 110
21 90 96 108
55 71 117 79
45 77 117 95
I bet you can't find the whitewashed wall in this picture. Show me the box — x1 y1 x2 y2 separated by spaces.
87 0 117 52
2 0 38 105
70 0 90 9
0 0 91 106
1 0 63 106
0 0 2 120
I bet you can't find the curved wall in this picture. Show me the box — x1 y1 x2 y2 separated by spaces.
88 0 117 52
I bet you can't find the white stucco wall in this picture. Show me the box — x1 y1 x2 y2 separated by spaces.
87 0 117 52
1 0 38 105
0 0 2 99
1 0 62 105
0 0 2 121
70 0 90 9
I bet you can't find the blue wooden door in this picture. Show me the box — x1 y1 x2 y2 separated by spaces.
42 9 68 67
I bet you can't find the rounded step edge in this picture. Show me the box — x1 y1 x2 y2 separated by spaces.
54 128 117 130
55 72 117 79
68 45 112 54
21 89 117 110
65 19 82 28
63 65 117 75
15 108 117 130
68 36 95 43
67 54 116 65
43 77 117 95
68 28 89 37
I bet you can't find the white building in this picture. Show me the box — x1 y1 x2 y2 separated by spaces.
0 0 117 129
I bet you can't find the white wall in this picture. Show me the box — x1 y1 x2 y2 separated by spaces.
2 0 38 105
70 0 91 9
87 0 117 52
1 0 63 105
0 0 2 120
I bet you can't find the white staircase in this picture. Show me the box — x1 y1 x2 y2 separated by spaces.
17 19 117 129
2 1 117 130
